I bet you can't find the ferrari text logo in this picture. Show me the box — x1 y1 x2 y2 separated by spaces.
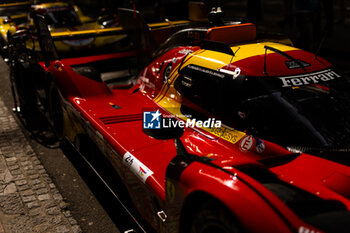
123 152 154 183
279 69 341 87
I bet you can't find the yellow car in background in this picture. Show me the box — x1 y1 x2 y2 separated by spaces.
0 15 18 45
24 2 191 57
27 1 126 54
30 1 94 27
6 1 193 58
0 0 30 48
0 1 125 56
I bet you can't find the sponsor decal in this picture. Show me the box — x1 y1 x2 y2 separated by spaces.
178 49 193 54
143 109 222 129
298 226 320 233
181 76 192 87
187 64 226 79
123 152 154 183
139 167 147 176
279 69 341 87
63 37 94 47
255 139 265 153
124 153 134 166
240 135 253 151
219 128 241 144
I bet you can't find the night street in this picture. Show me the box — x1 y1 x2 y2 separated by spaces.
0 0 349 233
0 58 121 232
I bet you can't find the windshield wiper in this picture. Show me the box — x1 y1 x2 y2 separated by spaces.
264 45 306 76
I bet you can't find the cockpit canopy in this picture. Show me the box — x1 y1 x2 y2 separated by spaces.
33 4 81 28
175 64 349 149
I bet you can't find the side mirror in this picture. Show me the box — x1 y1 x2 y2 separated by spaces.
3 17 13 24
97 14 119 28
10 29 29 43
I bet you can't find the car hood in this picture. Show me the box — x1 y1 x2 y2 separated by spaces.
179 129 350 207
269 152 350 206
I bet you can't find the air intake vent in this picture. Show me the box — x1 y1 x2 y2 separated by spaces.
100 114 143 125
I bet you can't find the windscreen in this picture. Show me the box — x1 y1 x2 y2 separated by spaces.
229 70 350 148
177 65 350 148
43 8 81 28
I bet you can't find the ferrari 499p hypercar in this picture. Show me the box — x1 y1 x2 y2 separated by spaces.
9 7 350 233
0 0 30 51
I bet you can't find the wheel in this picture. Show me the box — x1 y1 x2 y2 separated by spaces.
12 62 37 110
0 36 7 58
48 82 64 139
190 201 241 233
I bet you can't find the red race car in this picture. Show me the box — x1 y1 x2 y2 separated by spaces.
9 7 350 233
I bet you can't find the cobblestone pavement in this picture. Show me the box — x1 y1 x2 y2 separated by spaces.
0 98 82 233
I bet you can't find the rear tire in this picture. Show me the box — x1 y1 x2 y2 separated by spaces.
48 83 64 140
12 63 37 110
190 201 241 233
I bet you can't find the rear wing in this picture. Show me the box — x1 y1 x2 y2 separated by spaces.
117 8 157 68
33 14 59 67
117 8 192 67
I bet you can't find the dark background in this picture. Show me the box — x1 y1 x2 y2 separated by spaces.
75 0 350 76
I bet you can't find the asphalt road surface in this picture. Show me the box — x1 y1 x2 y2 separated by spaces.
0 58 121 233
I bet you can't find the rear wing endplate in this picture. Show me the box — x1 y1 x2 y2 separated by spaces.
33 14 59 67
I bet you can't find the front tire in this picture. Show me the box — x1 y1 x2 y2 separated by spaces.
12 63 37 110
190 201 241 233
